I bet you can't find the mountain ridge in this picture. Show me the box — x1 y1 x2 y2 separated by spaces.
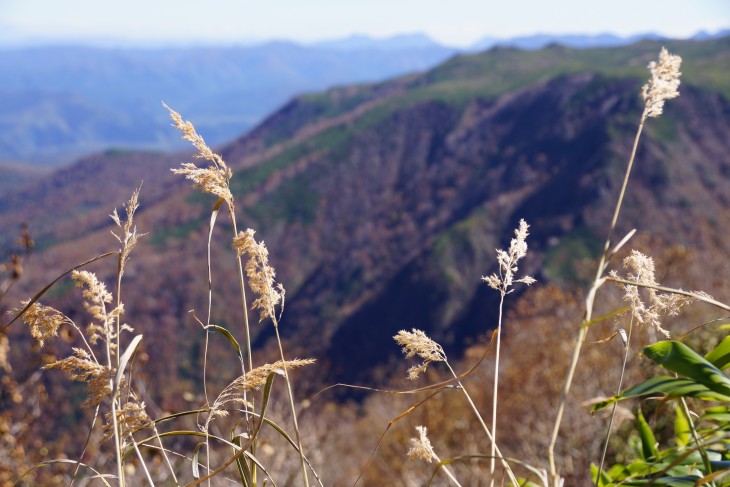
2 37 729 395
3 30 727 166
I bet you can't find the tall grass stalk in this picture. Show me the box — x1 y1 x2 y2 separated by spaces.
110 186 142 486
482 219 535 486
547 47 682 483
165 103 264 483
166 103 313 485
274 325 310 487
395 327 520 484
490 293 505 487
595 326 630 484
234 228 310 487
444 362 519 486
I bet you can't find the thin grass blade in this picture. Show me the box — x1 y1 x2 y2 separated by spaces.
3 251 117 330
116 334 143 389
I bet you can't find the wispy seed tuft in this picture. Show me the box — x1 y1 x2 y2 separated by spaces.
14 301 70 348
233 229 285 324
209 358 315 420
164 102 234 205
394 329 446 380
610 250 698 337
482 219 536 294
642 47 682 119
43 348 111 407
407 426 435 463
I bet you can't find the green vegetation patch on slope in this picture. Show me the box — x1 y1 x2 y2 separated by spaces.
543 226 602 286
247 172 320 228
233 125 352 197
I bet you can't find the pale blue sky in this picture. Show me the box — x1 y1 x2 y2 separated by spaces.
1 0 728 47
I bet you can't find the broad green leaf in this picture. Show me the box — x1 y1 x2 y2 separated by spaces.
705 335 730 370
623 476 701 486
591 463 615 485
674 404 690 447
702 405 730 423
592 376 730 412
637 409 658 460
644 341 730 397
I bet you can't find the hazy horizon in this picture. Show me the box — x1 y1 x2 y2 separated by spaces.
2 0 728 48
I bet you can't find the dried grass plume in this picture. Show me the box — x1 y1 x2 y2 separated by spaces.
610 250 699 337
208 358 315 421
482 219 536 293
14 300 70 347
407 426 435 463
43 348 111 407
642 47 682 118
394 329 446 380
164 102 234 205
233 228 285 324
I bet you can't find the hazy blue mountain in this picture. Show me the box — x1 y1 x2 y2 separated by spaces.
312 33 445 50
0 42 457 165
692 28 730 40
471 32 667 51
2 29 725 166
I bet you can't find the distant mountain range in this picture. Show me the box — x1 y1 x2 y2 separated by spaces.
3 36 729 393
1 29 727 166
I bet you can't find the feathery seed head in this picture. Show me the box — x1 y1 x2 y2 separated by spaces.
43 348 111 407
103 400 152 442
233 229 285 324
483 219 536 294
15 300 70 348
164 103 234 204
394 329 446 380
209 358 315 420
642 47 682 118
111 186 143 276
611 250 696 338
407 426 435 463
71 270 125 346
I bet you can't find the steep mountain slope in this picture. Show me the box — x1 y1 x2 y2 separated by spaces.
3 37 730 397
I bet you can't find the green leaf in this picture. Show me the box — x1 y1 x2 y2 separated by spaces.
591 376 730 412
591 463 615 485
674 404 690 447
627 475 700 487
637 408 658 460
644 341 730 397
705 335 730 370
702 405 730 423
209 324 243 361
